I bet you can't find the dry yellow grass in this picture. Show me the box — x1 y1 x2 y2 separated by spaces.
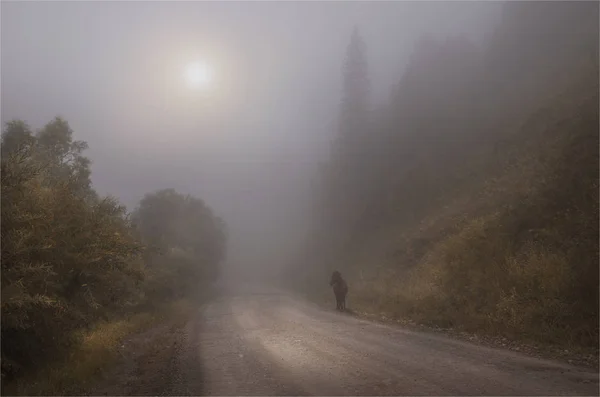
3 299 194 396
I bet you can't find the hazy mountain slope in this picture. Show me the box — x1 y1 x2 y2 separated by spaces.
295 1 599 352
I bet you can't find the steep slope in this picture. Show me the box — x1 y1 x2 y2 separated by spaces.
295 1 599 353
350 65 598 349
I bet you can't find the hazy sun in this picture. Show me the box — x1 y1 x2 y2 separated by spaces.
185 61 213 89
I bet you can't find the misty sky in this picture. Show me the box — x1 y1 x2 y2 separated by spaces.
1 1 501 276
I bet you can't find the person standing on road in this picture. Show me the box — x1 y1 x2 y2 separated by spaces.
329 270 348 311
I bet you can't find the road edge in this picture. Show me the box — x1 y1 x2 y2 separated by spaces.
287 287 599 371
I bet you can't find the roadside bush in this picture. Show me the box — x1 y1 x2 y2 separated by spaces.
133 188 227 303
1 118 228 384
1 119 144 379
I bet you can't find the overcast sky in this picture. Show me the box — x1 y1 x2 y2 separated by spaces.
1 1 501 276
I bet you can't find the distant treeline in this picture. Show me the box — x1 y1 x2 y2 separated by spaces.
1 118 227 380
294 1 599 350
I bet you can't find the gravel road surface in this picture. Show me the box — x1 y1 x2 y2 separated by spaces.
170 285 598 396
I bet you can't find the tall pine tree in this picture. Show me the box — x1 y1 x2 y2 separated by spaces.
302 27 372 275
323 26 372 255
337 26 370 156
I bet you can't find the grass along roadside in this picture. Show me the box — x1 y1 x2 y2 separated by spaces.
341 292 598 371
293 282 598 371
2 299 196 396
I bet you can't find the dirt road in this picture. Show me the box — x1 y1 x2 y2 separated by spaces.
96 285 599 396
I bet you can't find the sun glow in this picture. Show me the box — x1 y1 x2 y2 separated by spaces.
185 61 213 89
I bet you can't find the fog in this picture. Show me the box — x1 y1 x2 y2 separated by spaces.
1 1 501 282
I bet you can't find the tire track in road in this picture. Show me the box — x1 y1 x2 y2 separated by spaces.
195 288 599 396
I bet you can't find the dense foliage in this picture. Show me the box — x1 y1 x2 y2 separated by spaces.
1 118 227 380
132 188 227 302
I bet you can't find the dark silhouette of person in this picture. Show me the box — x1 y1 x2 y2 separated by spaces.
329 270 348 311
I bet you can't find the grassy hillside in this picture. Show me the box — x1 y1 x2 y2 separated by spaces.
295 1 599 354
349 64 598 349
